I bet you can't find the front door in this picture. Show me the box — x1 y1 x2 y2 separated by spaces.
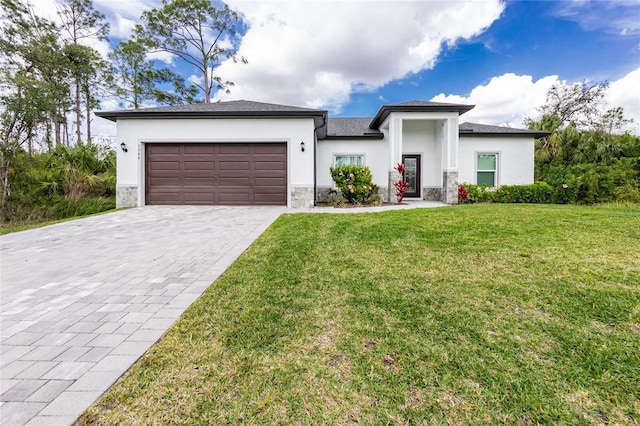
402 154 421 198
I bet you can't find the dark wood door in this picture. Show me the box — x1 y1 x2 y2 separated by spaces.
402 154 421 198
145 143 287 205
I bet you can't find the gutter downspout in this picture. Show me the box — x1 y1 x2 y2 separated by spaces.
313 114 327 207
313 132 317 206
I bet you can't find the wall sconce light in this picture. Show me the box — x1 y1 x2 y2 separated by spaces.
120 142 128 153
300 141 305 152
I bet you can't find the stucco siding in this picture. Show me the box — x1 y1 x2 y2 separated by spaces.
458 136 535 186
316 138 389 189
116 117 316 206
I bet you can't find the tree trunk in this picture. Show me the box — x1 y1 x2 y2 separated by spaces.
45 120 53 151
75 81 82 144
65 121 70 147
54 120 61 147
203 61 210 103
85 83 91 145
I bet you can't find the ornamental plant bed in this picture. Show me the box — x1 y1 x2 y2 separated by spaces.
315 201 407 208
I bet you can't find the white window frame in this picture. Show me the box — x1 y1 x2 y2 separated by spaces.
333 154 365 166
476 152 499 187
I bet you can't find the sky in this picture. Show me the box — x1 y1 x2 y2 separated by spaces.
33 0 640 136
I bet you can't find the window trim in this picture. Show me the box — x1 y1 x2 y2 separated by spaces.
333 153 365 166
475 152 499 187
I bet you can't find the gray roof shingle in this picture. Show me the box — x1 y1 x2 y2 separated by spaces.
326 118 383 138
369 100 475 128
459 122 550 138
95 100 326 120
98 100 324 115
95 100 329 137
94 100 547 139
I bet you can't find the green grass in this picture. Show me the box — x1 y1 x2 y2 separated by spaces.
0 206 121 235
78 204 640 425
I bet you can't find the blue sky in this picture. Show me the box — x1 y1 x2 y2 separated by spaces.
34 0 640 135
343 0 640 119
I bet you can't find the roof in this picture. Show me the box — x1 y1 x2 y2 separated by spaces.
95 100 329 138
459 122 550 138
369 100 475 128
326 118 384 139
95 100 548 140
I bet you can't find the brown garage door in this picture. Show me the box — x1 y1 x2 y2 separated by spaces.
145 143 287 205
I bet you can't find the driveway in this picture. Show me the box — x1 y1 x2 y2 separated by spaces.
0 206 285 426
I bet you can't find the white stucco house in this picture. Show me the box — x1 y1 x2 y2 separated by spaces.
96 100 547 208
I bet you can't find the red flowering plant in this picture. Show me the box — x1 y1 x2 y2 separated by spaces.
393 163 410 204
458 184 471 203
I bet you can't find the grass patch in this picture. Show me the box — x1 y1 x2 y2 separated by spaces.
0 206 121 235
78 204 640 425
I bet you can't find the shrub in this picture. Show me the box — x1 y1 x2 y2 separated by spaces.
461 183 495 203
393 163 409 204
614 182 640 203
2 144 116 224
537 158 639 204
494 182 553 204
458 185 470 203
330 164 376 204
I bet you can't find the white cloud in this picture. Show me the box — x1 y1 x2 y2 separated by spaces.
94 0 162 39
146 50 176 65
551 0 640 37
431 68 640 134
110 14 138 39
607 67 640 133
431 73 558 127
214 0 504 112
187 74 203 86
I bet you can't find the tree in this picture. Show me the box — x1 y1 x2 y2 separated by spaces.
57 0 109 144
109 39 197 109
526 81 635 166
136 0 247 103
0 0 72 217
537 81 609 130
594 107 634 137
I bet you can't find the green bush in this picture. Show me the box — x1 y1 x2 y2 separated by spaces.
330 164 376 204
461 183 495 203
494 182 553 203
537 157 639 204
2 144 116 224
614 182 640 203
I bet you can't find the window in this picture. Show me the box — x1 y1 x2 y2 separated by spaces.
477 153 498 186
334 155 364 166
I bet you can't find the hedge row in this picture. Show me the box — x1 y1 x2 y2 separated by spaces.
460 157 640 204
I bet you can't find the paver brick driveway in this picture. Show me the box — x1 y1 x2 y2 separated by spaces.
0 206 285 426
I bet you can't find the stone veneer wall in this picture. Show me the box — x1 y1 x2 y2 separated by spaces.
316 187 333 203
423 187 442 201
316 186 391 203
116 185 138 208
388 169 402 204
377 186 390 203
442 170 459 204
290 187 314 208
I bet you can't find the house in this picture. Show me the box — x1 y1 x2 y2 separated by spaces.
96 100 547 208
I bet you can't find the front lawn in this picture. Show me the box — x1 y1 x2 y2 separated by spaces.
79 204 640 425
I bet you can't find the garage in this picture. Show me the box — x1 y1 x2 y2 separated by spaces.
145 142 287 205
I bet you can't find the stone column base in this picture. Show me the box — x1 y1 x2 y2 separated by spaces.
423 187 442 201
291 186 314 208
388 169 401 204
116 185 138 208
442 171 458 204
